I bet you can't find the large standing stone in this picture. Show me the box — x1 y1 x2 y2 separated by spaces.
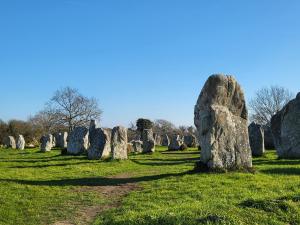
131 140 143 153
194 74 252 170
142 129 155 153
4 136 16 149
57 132 68 149
168 135 183 151
16 135 26 150
248 122 265 157
271 93 300 158
111 126 128 160
40 134 53 152
67 127 89 155
88 120 111 160
162 134 170 146
184 135 197 148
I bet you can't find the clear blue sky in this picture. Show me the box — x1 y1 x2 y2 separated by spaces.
0 0 300 128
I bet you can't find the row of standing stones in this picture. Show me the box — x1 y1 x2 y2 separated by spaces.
39 120 198 161
4 74 299 171
2 135 25 150
194 74 300 171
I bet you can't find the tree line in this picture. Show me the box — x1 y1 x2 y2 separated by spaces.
0 85 294 145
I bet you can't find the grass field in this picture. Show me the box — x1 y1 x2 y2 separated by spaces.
0 146 299 225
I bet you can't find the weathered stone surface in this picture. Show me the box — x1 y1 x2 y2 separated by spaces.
142 129 155 153
16 135 25 150
161 134 170 146
154 134 162 146
168 135 183 151
40 134 53 152
184 135 197 148
67 127 89 155
57 132 68 149
248 122 265 157
111 126 128 160
88 121 111 160
194 74 252 170
4 136 16 149
131 140 143 153
271 93 300 158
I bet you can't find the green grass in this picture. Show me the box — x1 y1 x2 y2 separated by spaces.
0 147 299 225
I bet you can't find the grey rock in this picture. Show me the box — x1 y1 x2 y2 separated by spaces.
57 132 68 149
131 140 143 153
154 134 162 146
16 135 25 150
40 134 53 152
111 126 128 160
142 129 155 153
194 74 252 170
67 127 89 155
4 136 16 149
248 122 265 157
161 134 170 146
184 135 197 148
271 93 300 158
88 120 111 160
168 135 183 151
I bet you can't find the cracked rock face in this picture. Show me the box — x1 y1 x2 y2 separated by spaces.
248 122 265 157
194 74 252 170
168 135 183 151
88 120 111 160
111 126 128 160
271 93 300 158
142 129 155 153
67 127 89 155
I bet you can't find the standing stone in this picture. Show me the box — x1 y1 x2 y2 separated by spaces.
168 135 183 151
154 134 162 146
40 134 53 152
88 120 111 160
57 132 68 149
271 93 300 158
131 140 143 153
16 135 26 150
184 135 197 148
194 74 252 170
142 129 155 153
248 122 265 157
111 126 128 160
4 136 16 149
67 127 89 155
162 134 170 146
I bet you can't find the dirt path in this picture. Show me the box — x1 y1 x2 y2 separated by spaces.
53 173 140 225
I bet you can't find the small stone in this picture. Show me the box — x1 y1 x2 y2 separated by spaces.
40 134 53 152
67 127 89 155
248 122 265 157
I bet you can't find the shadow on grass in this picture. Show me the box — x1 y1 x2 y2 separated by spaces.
0 170 195 187
131 157 198 166
260 168 300 175
161 151 200 155
254 158 300 166
7 161 96 169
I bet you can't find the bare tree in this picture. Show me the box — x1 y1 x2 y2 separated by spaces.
249 86 293 126
45 87 102 132
153 119 177 136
